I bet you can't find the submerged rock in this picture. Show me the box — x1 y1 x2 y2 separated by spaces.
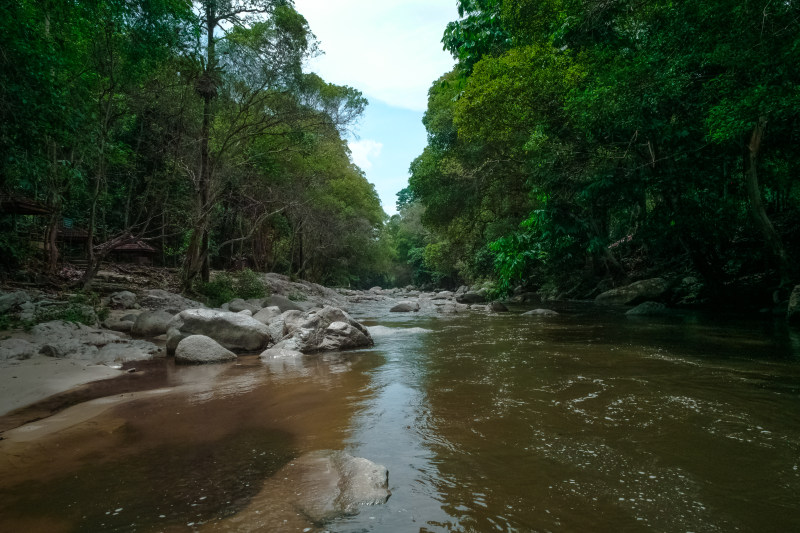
626 301 671 316
175 335 237 364
523 308 559 316
489 301 509 312
285 450 390 522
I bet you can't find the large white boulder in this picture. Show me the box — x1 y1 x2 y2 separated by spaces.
166 309 272 354
175 335 237 364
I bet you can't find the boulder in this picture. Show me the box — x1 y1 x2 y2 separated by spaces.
0 338 38 360
131 310 175 337
108 290 137 309
595 278 669 306
279 306 373 353
238 309 253 317
788 285 800 326
626 301 671 316
523 308 559 316
175 335 237 364
138 289 205 313
270 450 390 523
103 318 134 333
489 301 509 312
431 291 454 300
456 291 486 304
166 308 272 354
228 298 262 313
30 320 159 362
260 343 304 359
252 306 282 325
0 290 31 314
264 294 305 312
390 301 419 312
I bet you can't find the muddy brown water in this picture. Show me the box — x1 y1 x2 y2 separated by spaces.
1 302 799 532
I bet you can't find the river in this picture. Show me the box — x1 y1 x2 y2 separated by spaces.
1 302 799 532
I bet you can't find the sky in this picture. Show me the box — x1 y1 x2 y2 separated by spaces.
293 0 457 216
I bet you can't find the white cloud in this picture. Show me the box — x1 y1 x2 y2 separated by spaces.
348 139 383 170
294 0 456 111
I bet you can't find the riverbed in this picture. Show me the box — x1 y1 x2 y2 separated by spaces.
1 302 799 532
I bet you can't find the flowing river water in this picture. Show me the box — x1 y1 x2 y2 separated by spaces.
1 302 800 532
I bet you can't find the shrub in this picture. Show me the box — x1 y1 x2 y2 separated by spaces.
197 269 269 307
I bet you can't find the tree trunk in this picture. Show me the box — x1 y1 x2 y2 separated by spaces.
743 117 792 287
181 4 217 291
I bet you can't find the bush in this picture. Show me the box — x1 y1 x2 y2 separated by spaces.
197 269 269 307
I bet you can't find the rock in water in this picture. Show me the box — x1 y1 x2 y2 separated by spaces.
523 308 559 316
489 301 509 312
595 278 669 306
286 450 390 522
626 301 670 316
175 335 237 364
389 301 419 312
166 308 272 354
277 306 373 353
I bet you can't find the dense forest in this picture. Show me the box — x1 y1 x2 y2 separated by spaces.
0 0 390 290
397 0 800 306
2 0 799 307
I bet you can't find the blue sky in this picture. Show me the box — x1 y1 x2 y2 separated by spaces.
293 0 457 215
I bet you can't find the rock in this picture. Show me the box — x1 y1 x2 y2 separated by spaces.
264 294 305 312
510 292 540 304
279 306 373 353
30 320 159 362
228 298 262 313
456 291 486 304
369 286 382 293
0 338 38 360
238 309 253 317
108 291 137 309
489 301 509 312
175 335 237 364
138 289 205 313
285 450 390 523
263 273 348 309
131 310 175 337
103 318 134 333
438 304 459 314
595 278 669 306
788 285 800 326
523 309 559 316
0 290 31 314
390 301 419 312
626 301 670 316
431 291 454 300
252 306 282 325
166 308 272 354
260 343 304 359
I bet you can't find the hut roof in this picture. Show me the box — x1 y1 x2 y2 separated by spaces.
0 193 52 215
107 239 157 254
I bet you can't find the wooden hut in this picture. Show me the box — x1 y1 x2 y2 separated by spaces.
107 238 157 265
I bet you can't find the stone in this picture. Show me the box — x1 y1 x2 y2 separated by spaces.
279 306 373 353
369 286 382 293
489 301 509 312
264 294 305 312
138 289 205 313
389 301 419 312
166 308 272 354
431 291 454 300
238 309 253 317
175 335 237 364
0 290 31 314
260 343 304 359
108 291 137 309
523 309 559 316
252 306 282 325
131 310 175 337
626 301 670 316
456 291 486 304
0 338 38 360
788 285 800 326
595 278 669 306
103 318 134 333
30 320 159 362
228 298 262 313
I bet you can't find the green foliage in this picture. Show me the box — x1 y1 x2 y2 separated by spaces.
197 269 269 307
